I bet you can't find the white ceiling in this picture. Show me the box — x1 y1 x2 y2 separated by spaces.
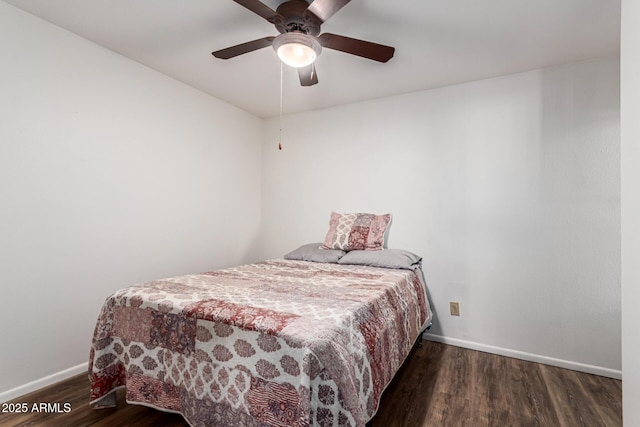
3 0 620 118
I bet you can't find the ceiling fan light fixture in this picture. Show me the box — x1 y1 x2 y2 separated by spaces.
273 32 321 68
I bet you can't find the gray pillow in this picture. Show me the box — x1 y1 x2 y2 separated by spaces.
338 249 422 270
284 243 346 263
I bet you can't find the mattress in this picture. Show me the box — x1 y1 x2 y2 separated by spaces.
88 259 432 426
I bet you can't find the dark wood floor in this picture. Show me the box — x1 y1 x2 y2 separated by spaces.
0 341 621 426
373 341 621 427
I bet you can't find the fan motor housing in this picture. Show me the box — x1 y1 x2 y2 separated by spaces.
275 0 321 36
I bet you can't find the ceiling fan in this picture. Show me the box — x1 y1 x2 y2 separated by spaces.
212 0 395 86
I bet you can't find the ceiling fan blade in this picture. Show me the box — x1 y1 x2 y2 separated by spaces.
317 33 395 63
212 36 275 59
232 0 282 23
298 64 319 86
306 0 350 22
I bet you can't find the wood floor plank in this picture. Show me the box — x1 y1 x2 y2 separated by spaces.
576 370 623 427
483 349 513 425
515 359 561 426
539 363 605 427
1 341 621 427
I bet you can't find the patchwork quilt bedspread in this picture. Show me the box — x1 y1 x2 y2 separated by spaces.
89 259 432 426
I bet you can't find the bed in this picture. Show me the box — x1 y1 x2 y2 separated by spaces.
88 245 432 426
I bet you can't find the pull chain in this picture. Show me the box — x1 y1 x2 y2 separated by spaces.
278 61 283 151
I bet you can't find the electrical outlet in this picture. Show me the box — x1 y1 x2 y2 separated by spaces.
450 302 460 316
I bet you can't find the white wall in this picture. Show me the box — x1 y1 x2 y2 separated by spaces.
621 0 640 424
261 57 621 376
0 2 262 399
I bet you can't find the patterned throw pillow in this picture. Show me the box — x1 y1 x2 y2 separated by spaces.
321 212 392 251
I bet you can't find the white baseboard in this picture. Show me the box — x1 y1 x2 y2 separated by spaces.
0 362 88 404
422 333 622 380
